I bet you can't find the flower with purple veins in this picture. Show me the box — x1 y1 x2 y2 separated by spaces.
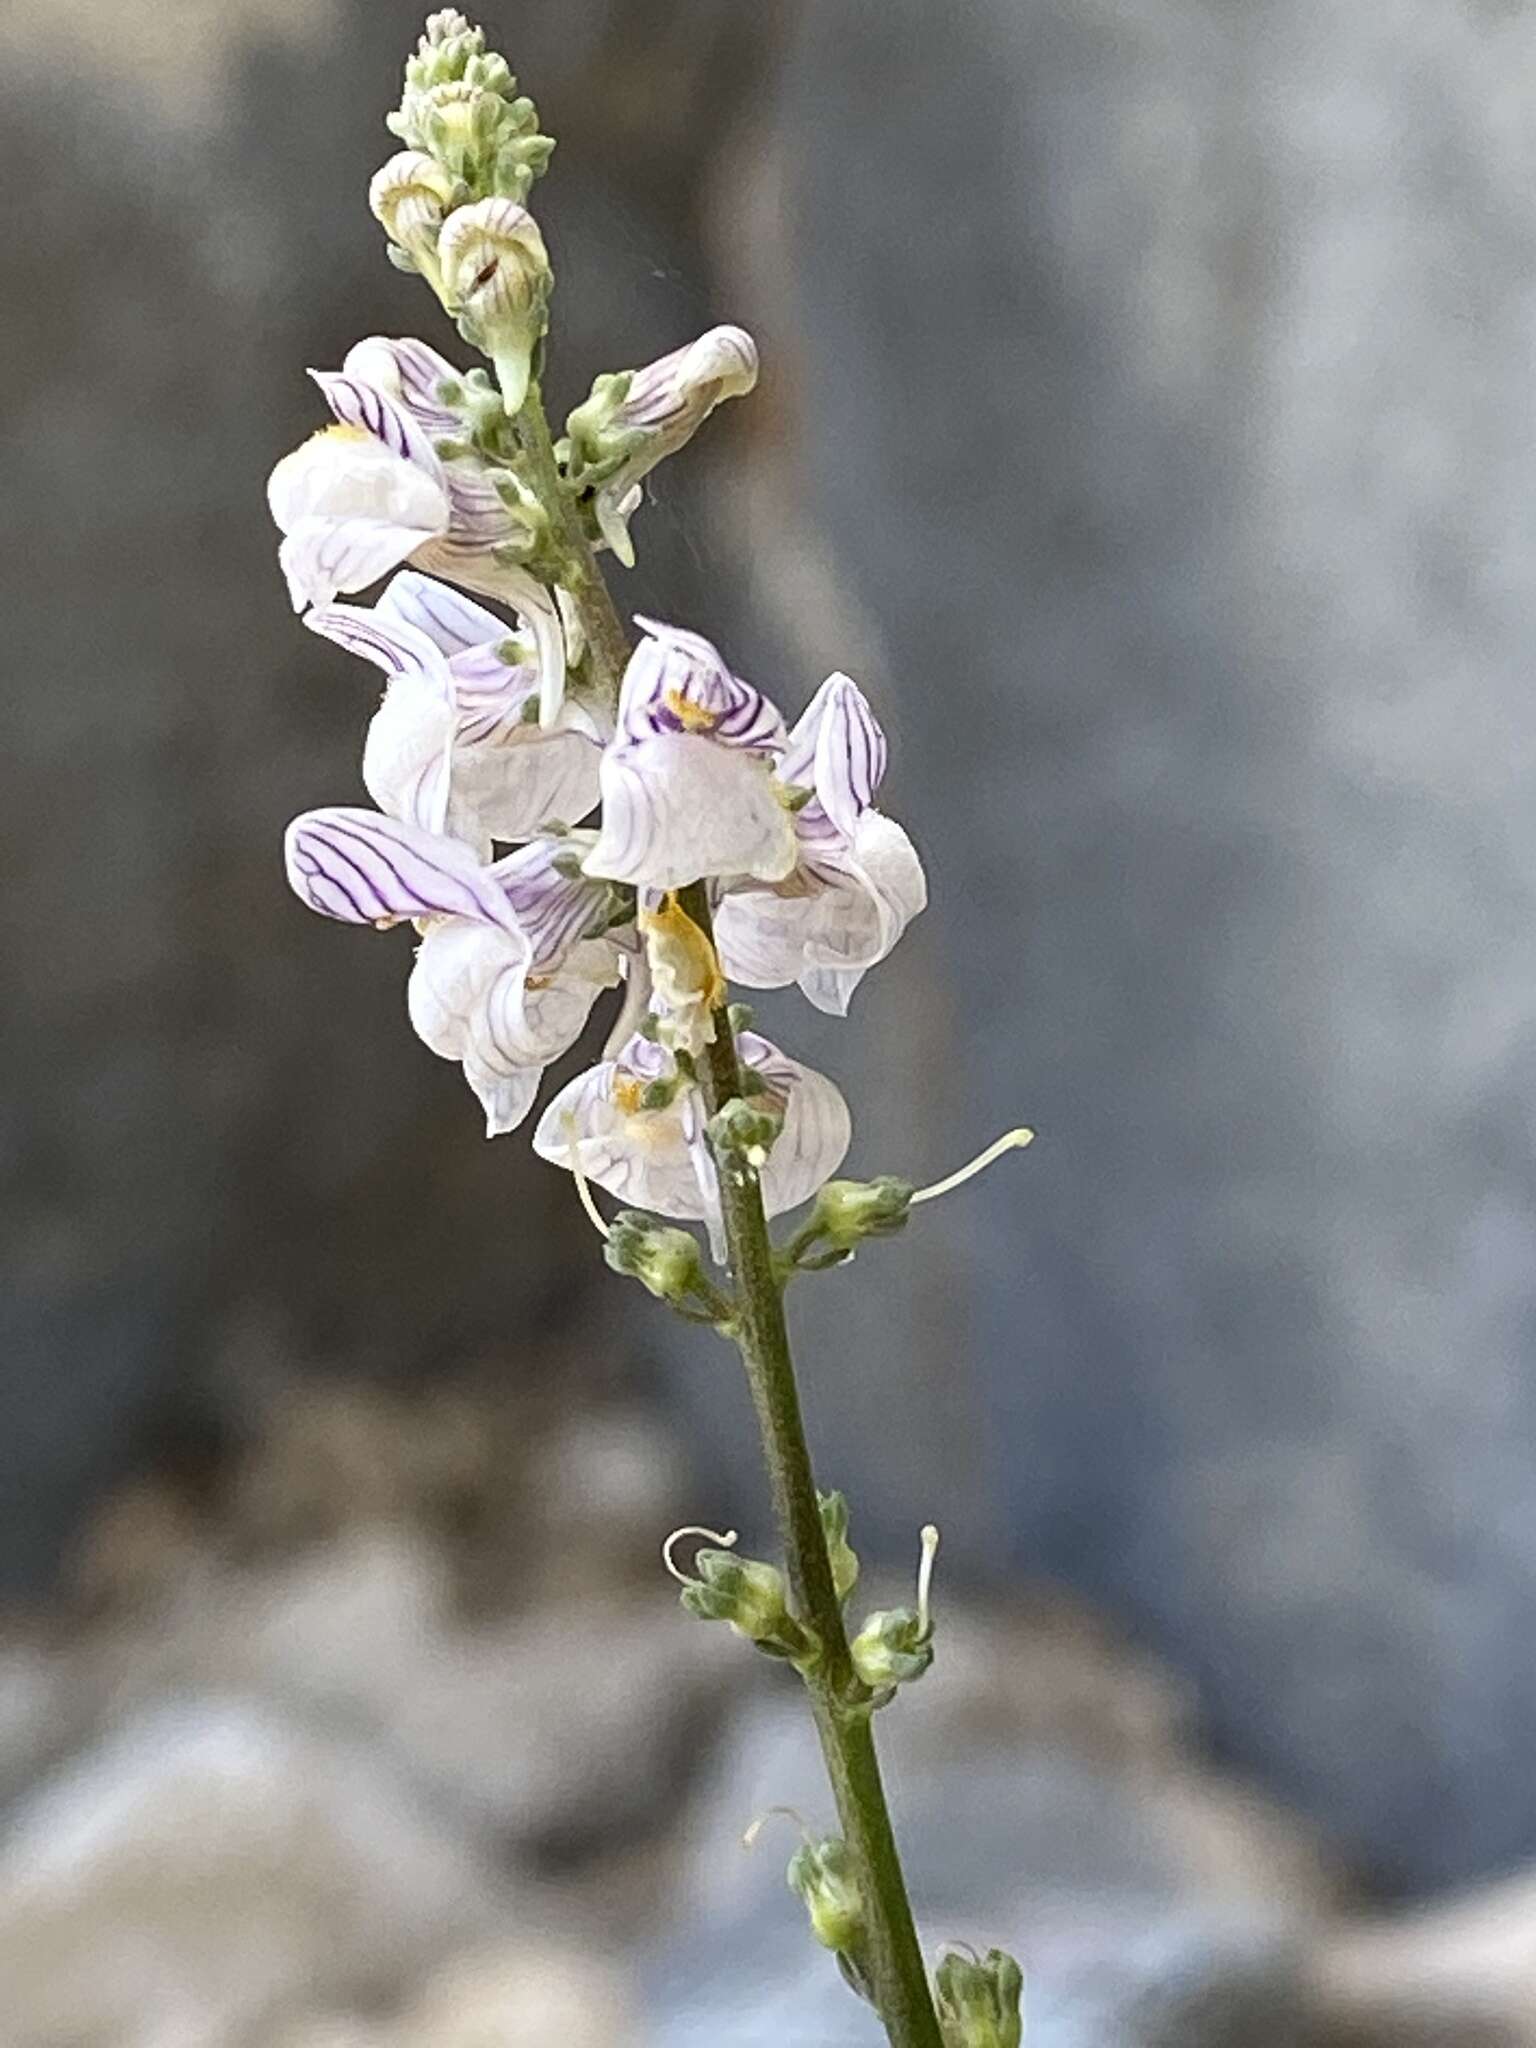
306 571 602 854
713 671 927 1015
267 336 565 712
582 619 797 893
284 807 626 1134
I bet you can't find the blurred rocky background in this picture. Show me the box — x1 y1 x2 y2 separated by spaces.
6 0 1536 2039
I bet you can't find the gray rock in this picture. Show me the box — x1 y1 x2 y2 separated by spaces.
727 0 1536 1895
0 1696 505 2048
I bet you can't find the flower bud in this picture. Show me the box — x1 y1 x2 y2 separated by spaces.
565 326 759 564
786 1175 914 1271
819 1490 860 1605
849 1605 933 1690
604 1212 710 1307
934 1947 1024 2048
786 1835 865 1955
438 198 551 413
677 1546 813 1659
369 150 461 287
390 16 554 204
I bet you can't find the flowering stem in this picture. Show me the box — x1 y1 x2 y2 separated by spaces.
510 369 941 2046
678 886 944 2048
509 380 632 708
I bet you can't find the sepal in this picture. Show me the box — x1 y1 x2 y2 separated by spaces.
818 1491 860 1606
604 1211 732 1325
671 1541 813 1661
934 1947 1025 2048
786 1835 866 1957
849 1606 933 1692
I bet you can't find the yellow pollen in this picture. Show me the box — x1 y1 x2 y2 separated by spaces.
663 687 718 734
315 423 374 446
612 1076 646 1115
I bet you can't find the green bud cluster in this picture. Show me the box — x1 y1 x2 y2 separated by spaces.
934 1947 1025 2048
388 11 554 203
677 1546 814 1661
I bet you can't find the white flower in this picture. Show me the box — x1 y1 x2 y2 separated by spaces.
306 572 601 854
713 672 926 1014
267 335 565 714
532 1031 851 1251
283 807 624 1134
567 325 759 566
583 620 796 892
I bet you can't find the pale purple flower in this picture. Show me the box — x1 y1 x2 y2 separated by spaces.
572 326 759 566
267 336 565 712
713 672 926 1015
306 572 601 854
582 620 797 893
283 807 623 1134
532 1030 851 1251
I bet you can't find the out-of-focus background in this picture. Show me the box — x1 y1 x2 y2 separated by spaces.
7 0 1536 2040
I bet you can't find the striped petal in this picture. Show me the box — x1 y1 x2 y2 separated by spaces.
584 733 796 891
615 620 786 752
715 810 926 1015
378 571 513 658
342 336 464 438
283 808 519 931
532 1043 707 1220
781 671 888 839
362 681 458 837
311 369 445 481
738 1033 854 1215
531 1031 849 1225
487 837 618 972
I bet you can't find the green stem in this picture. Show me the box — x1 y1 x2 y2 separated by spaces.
508 377 942 2048
680 883 944 2048
510 381 631 708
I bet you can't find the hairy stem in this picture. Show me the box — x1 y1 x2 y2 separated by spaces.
511 381 631 709
509 377 942 2047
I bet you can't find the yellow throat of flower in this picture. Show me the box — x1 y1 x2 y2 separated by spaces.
663 687 719 734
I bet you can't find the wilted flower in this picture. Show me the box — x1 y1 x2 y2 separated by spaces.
713 671 926 1014
283 807 624 1133
566 325 759 565
267 336 564 708
306 571 601 851
583 620 796 892
532 1030 850 1251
